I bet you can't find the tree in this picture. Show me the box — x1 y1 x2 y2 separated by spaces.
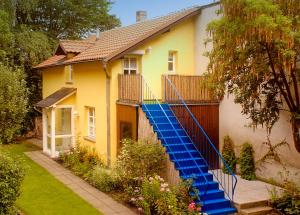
207 0 300 152
0 64 28 144
0 0 120 39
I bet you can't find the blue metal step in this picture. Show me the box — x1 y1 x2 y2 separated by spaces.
142 103 236 215
204 207 237 215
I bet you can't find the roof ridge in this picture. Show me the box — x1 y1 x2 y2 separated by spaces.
93 6 200 37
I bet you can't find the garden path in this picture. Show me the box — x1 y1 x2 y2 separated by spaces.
25 151 136 215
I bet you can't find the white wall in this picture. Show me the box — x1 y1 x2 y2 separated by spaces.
194 4 220 75
194 4 300 183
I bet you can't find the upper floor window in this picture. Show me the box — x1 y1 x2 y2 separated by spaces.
66 65 73 83
123 57 137 75
87 107 96 138
168 51 176 73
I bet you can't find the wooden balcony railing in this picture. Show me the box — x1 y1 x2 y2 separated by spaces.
118 74 218 105
162 75 217 103
118 74 142 104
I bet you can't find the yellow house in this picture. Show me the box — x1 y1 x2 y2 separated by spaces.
35 3 243 214
35 5 218 163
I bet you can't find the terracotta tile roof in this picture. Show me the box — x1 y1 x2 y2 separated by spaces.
35 5 210 69
65 7 201 64
35 87 77 108
59 40 96 53
34 55 66 69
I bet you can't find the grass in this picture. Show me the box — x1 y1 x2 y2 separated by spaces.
0 141 102 215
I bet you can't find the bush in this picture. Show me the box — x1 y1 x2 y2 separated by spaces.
116 139 166 181
129 175 200 215
0 153 25 215
239 142 256 180
58 142 103 177
0 64 28 144
86 166 119 192
221 135 237 174
270 173 300 214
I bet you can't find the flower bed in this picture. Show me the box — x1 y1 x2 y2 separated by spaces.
58 139 203 214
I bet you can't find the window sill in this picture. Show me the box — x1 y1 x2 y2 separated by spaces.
84 136 96 143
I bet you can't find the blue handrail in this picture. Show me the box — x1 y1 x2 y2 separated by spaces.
140 75 210 202
163 75 237 203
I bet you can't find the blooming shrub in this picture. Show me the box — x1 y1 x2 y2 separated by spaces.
0 153 25 215
115 139 166 185
128 175 201 215
58 142 103 177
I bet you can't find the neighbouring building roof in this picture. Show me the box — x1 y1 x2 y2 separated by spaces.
34 55 66 69
34 3 218 69
35 87 77 108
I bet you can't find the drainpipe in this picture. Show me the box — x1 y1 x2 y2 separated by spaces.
102 61 111 167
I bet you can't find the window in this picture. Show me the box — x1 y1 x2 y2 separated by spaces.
123 57 137 75
69 65 73 82
66 65 73 83
87 107 96 138
120 121 133 140
168 51 176 73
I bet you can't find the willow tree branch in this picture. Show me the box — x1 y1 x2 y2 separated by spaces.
265 45 294 111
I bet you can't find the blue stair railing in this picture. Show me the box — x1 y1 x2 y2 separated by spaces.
140 75 211 201
162 75 237 203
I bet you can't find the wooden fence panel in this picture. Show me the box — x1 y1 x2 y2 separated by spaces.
171 104 220 169
118 74 142 104
162 75 217 103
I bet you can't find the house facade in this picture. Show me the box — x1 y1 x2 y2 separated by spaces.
35 4 219 163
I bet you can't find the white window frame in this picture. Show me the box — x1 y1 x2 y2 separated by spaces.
123 57 138 75
87 107 96 138
168 51 176 73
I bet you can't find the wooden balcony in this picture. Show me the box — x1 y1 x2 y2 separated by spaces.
118 74 142 104
162 75 218 104
118 74 218 105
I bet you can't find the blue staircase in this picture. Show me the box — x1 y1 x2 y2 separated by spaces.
142 103 237 215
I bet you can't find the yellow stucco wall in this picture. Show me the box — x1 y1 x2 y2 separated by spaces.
107 17 196 163
42 61 108 161
42 17 196 164
139 17 196 97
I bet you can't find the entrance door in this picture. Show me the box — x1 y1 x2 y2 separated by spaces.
55 107 73 156
43 106 74 157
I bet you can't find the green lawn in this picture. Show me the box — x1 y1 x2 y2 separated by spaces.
0 142 102 215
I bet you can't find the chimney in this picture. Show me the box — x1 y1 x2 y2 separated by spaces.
136 11 147 22
96 29 100 40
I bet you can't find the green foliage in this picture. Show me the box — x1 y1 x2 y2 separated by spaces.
128 175 200 215
116 139 167 180
0 0 120 39
86 167 120 192
0 153 25 215
207 0 300 147
239 142 256 180
58 142 103 177
0 64 28 144
270 176 300 214
221 135 237 174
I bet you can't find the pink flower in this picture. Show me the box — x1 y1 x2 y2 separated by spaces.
188 202 196 211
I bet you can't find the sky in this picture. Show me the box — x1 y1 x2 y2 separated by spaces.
110 0 214 26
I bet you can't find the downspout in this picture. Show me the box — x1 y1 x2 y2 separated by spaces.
102 61 111 167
